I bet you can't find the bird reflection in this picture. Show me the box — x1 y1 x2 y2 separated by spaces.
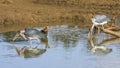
13 45 46 58
12 26 50 48
99 37 120 45
88 37 112 55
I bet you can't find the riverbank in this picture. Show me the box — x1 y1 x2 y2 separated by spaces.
0 0 120 32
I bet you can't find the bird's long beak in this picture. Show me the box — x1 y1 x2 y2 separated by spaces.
20 33 27 40
13 45 26 56
13 33 20 41
13 45 20 55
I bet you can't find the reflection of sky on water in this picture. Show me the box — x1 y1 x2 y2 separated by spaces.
0 25 120 68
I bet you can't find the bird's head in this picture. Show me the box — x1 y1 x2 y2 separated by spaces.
13 30 27 41
91 18 96 22
41 26 49 34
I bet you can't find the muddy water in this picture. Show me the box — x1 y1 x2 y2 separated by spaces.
0 25 120 68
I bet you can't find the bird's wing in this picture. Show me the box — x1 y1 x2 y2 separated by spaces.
94 15 111 23
25 28 40 36
95 18 109 23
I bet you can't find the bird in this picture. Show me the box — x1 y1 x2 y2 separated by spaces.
91 14 112 35
13 26 50 48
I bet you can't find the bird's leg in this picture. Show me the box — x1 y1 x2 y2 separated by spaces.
102 24 104 29
29 38 32 48
33 38 41 48
90 24 95 37
97 26 100 34
45 39 50 48
36 38 41 45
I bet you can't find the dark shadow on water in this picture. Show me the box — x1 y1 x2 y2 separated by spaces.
48 26 81 48
3 31 25 42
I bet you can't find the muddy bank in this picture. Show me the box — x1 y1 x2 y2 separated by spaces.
0 0 120 32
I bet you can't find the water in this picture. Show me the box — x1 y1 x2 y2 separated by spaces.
0 25 120 68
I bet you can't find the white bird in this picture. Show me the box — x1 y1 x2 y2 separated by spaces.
91 14 112 35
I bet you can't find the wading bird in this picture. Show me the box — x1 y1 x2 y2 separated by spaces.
91 14 112 35
13 26 50 48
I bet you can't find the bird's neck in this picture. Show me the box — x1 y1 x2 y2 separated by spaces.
91 18 96 23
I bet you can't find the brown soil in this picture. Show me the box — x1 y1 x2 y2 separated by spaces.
0 0 120 32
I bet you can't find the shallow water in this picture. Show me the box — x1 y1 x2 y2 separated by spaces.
1 25 120 68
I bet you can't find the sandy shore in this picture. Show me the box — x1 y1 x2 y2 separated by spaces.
0 0 119 32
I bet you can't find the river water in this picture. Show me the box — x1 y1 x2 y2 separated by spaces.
0 25 120 68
